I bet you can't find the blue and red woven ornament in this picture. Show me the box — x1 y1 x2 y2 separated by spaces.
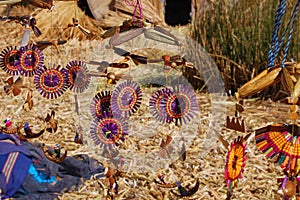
90 90 112 119
111 80 142 119
34 64 69 99
90 112 128 147
165 84 198 125
0 46 21 75
149 87 174 123
65 60 90 93
224 136 247 190
19 44 44 77
149 84 198 125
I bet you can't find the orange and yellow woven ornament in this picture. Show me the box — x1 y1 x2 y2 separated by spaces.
224 136 247 189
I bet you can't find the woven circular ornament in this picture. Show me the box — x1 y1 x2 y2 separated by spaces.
66 60 90 93
34 64 69 99
0 46 21 75
19 44 44 77
149 87 174 123
165 84 199 125
111 80 142 119
224 136 247 189
90 112 128 147
90 90 112 119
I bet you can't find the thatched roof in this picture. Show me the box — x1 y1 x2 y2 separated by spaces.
86 0 111 20
88 0 166 28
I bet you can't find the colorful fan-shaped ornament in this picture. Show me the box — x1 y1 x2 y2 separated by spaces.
34 64 69 99
0 46 21 75
65 60 90 93
256 124 300 172
224 136 247 189
90 112 128 147
90 90 112 119
111 80 142 119
19 44 44 77
149 87 174 123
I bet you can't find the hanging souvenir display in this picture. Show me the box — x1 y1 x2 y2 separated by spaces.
171 179 200 197
34 64 69 99
42 143 68 163
35 40 67 53
18 122 45 140
19 44 44 77
111 80 142 119
3 76 24 96
224 136 247 190
44 110 58 133
90 112 129 147
0 46 21 75
65 60 90 93
90 90 112 119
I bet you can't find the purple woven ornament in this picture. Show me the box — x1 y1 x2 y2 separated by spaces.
149 87 174 123
34 64 69 99
65 60 90 93
165 84 199 125
0 46 21 75
90 90 112 119
150 85 198 125
111 80 142 119
90 112 128 147
19 44 44 77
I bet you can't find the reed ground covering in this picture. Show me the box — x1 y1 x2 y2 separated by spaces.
0 1 298 199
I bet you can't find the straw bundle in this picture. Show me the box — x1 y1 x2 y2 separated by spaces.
32 1 103 41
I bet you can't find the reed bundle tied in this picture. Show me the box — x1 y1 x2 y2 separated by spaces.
236 62 300 99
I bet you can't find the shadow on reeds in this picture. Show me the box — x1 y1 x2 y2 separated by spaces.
189 0 300 99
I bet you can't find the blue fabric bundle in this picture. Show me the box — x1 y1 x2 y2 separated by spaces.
0 134 32 199
0 133 105 200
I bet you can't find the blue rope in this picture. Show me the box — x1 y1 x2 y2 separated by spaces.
267 0 287 68
267 0 300 68
281 0 300 67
